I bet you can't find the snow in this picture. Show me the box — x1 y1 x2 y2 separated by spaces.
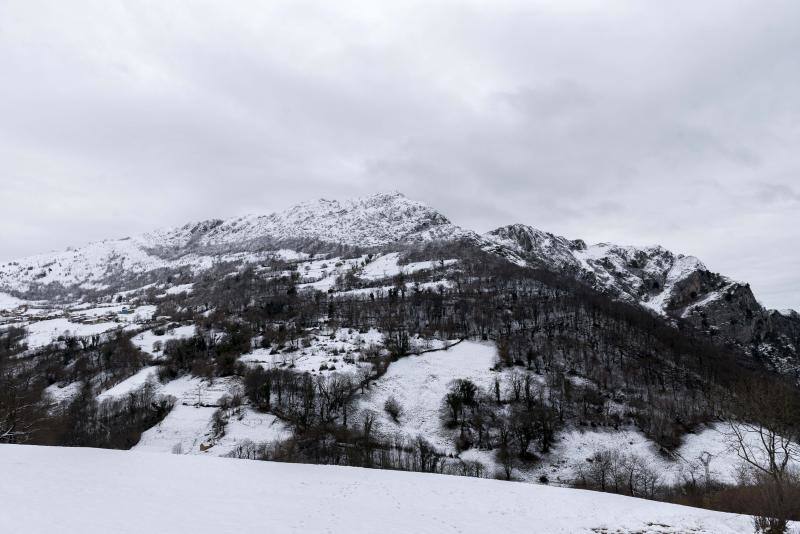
681 289 727 318
296 256 367 291
133 375 244 454
357 341 497 453
97 366 159 401
193 192 470 249
359 252 457 281
0 193 470 296
240 328 384 376
16 317 123 349
528 422 800 488
485 225 729 317
674 423 800 485
43 381 82 405
0 292 25 310
332 280 454 299
134 404 219 454
0 444 766 534
67 304 156 323
131 324 196 357
206 408 291 456
532 427 675 485
165 283 194 295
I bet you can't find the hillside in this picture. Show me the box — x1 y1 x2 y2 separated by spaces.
0 444 763 534
1 191 799 529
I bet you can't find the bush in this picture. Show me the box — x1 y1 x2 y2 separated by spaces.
384 396 403 422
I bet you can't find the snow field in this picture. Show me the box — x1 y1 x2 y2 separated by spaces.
133 375 244 454
131 324 197 358
0 444 766 534
240 328 384 376
357 340 498 453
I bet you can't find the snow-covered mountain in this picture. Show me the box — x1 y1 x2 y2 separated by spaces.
483 223 791 348
142 191 470 251
0 192 472 295
1 191 796 370
485 223 736 317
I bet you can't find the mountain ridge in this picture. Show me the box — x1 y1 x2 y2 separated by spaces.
1 191 797 370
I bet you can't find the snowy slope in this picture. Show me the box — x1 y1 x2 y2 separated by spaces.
0 444 764 534
357 340 497 453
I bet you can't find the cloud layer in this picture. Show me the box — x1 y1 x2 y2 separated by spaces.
1 1 798 309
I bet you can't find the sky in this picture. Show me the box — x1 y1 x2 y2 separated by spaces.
0 0 798 310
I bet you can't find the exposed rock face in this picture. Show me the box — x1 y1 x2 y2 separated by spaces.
759 310 800 375
680 282 770 345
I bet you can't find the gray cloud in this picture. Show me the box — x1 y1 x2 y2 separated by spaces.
0 0 798 309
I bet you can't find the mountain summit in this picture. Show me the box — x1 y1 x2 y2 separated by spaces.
0 192 471 295
142 192 470 251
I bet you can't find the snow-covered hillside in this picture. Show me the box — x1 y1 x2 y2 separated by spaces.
0 444 765 534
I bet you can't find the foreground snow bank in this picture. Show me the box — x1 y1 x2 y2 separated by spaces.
0 445 760 534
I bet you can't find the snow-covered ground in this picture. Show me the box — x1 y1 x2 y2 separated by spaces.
164 283 194 295
133 375 244 454
43 381 82 406
240 328 384 376
14 317 124 349
207 408 291 456
135 404 220 454
357 340 497 453
97 366 159 401
131 324 196 358
359 252 457 281
0 444 766 534
4 303 157 350
522 422 800 488
0 291 26 311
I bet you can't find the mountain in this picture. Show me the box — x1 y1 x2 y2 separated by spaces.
142 191 470 251
484 223 710 315
3 192 800 526
484 223 798 374
0 192 472 296
1 191 797 374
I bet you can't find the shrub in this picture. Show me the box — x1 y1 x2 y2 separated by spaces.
384 396 403 422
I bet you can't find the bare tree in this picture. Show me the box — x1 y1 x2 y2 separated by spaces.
726 377 800 533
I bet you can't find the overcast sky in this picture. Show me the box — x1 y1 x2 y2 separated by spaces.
1 1 798 309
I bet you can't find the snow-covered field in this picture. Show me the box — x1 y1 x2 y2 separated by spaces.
0 291 26 310
132 375 245 454
357 340 497 453
131 324 196 358
15 317 124 349
240 328 384 376
4 304 157 350
0 444 765 534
